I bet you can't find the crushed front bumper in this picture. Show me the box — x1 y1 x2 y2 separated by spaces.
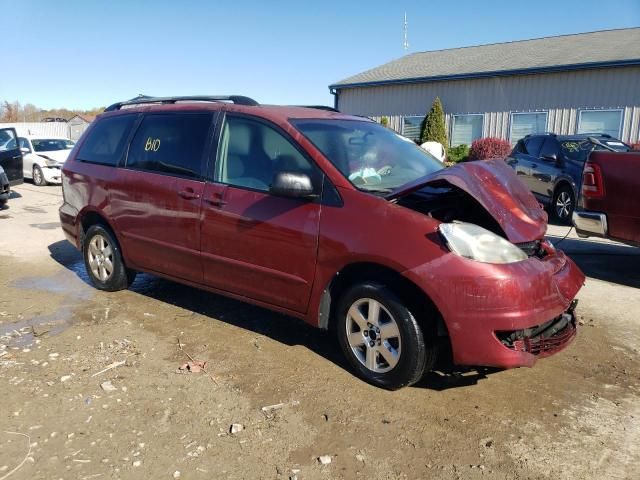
42 166 62 184
403 248 585 369
495 300 577 358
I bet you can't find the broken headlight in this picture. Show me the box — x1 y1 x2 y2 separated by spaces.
439 222 528 264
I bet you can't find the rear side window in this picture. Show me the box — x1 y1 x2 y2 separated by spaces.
77 114 137 166
126 113 211 178
539 138 559 159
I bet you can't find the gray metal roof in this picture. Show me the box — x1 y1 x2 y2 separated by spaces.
331 28 640 89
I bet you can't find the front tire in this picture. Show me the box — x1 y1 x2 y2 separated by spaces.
552 185 575 224
336 282 433 390
32 165 47 186
83 224 136 291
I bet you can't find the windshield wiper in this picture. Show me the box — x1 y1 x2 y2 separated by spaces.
587 136 617 152
359 187 394 195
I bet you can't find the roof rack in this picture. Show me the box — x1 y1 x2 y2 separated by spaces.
104 95 259 112
523 132 558 138
294 105 340 112
577 132 612 138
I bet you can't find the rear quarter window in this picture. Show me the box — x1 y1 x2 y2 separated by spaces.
77 114 137 166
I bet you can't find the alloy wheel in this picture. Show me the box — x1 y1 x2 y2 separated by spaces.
345 298 402 373
555 191 572 219
87 234 114 282
33 166 44 186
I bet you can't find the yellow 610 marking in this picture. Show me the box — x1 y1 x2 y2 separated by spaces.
144 137 161 152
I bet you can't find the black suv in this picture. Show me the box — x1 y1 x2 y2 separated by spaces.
506 133 631 223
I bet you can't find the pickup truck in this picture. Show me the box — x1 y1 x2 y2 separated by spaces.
573 148 640 247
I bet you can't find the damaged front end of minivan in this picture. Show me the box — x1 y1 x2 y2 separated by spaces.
393 159 585 368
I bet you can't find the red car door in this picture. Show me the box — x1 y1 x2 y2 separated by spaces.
200 114 321 313
109 112 215 283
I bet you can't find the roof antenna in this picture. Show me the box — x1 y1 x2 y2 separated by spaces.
403 12 409 52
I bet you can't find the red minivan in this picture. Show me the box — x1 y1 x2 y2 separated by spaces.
60 96 585 389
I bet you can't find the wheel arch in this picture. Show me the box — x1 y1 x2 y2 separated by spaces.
77 209 125 257
553 177 577 198
317 262 447 339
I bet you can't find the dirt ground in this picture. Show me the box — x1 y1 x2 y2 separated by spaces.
1 183 639 480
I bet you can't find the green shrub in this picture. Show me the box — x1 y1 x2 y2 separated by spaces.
419 97 448 155
380 116 389 127
448 144 469 163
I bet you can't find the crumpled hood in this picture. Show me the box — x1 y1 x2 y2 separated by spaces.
387 159 547 243
36 149 70 163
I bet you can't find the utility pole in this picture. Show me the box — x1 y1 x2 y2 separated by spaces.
403 12 409 52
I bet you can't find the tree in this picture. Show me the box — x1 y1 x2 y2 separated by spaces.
1 101 18 122
0 99 106 122
419 97 448 151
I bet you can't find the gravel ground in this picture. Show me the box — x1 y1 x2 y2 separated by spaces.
1 183 639 480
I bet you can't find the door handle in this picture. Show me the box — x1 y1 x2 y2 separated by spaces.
531 163 538 168
205 197 227 207
178 189 200 200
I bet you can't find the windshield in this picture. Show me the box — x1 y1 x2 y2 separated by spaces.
292 119 444 192
32 139 72 152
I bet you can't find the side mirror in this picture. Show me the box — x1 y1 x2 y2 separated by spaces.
270 171 316 199
542 153 558 163
20 147 30 154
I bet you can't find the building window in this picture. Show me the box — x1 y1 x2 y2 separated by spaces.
402 116 423 142
451 114 483 146
577 109 623 138
510 112 548 144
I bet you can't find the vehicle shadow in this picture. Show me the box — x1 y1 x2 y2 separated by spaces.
47 239 485 391
546 234 640 288
0 190 22 210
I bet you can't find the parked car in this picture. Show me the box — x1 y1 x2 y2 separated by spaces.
59 95 584 390
18 136 73 186
573 145 640 247
0 127 24 186
0 165 10 207
506 133 631 224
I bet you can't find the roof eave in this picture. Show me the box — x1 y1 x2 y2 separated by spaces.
329 59 640 90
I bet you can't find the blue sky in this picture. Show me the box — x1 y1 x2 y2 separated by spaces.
2 0 638 110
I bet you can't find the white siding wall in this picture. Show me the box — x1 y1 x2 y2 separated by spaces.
337 66 640 144
0 122 70 138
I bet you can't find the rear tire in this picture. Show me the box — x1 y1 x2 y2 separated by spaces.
32 165 47 186
552 185 574 225
335 282 434 390
83 224 136 291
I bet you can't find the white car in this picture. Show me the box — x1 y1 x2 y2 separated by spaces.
18 137 74 185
